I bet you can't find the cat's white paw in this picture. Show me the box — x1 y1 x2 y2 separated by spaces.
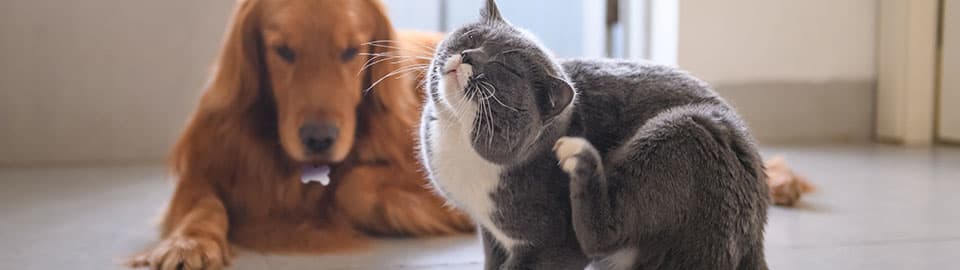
554 137 589 174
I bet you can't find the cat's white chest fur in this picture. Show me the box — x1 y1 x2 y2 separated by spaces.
428 113 521 250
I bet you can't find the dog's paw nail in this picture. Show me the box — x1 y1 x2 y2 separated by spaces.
130 236 227 270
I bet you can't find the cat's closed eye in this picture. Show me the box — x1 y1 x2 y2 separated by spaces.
468 33 482 43
461 32 484 47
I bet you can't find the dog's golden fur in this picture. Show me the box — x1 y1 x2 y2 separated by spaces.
127 1 471 269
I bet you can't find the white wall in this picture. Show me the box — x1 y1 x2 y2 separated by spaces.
677 0 877 84
446 0 590 57
381 0 443 31
675 0 878 143
0 0 234 164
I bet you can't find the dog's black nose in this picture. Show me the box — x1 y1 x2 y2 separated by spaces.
299 122 338 154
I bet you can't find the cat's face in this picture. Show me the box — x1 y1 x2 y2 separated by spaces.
426 0 574 164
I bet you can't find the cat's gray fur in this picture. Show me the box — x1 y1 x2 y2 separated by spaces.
418 1 769 269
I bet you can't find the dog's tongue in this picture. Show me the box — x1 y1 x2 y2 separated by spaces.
301 165 331 186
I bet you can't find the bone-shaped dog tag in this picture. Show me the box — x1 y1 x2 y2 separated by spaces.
301 165 331 186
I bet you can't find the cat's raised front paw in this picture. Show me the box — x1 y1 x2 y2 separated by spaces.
553 137 591 174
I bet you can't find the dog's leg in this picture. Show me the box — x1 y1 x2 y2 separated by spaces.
226 216 366 254
335 165 475 236
127 181 231 270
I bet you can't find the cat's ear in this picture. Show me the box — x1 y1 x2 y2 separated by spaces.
543 76 575 119
481 0 505 23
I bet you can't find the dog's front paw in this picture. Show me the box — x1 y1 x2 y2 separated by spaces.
553 137 594 174
127 235 230 270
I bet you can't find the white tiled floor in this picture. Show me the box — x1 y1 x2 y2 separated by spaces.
1 144 958 270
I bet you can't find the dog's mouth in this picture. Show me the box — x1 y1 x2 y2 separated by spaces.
299 155 339 167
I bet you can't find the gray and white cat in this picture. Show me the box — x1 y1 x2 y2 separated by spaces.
418 1 769 269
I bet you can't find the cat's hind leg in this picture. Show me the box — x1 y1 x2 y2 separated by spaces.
592 104 767 269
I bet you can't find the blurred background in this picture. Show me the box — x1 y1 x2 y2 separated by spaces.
0 0 956 165
1 1 959 270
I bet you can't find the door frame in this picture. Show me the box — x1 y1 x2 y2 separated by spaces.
875 0 943 145
938 0 960 143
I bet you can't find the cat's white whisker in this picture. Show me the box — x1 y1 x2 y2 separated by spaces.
489 94 518 112
467 85 484 146
364 64 430 93
364 43 436 56
470 81 497 146
358 55 403 75
479 81 519 113
480 94 491 146
486 99 495 146
364 40 437 55
363 41 434 52
390 58 418 65
359 53 392 69
357 53 428 75
478 86 495 147
359 52 432 61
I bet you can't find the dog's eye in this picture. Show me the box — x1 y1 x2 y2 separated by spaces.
274 45 296 63
341 47 359 62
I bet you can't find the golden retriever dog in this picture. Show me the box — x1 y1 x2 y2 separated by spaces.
127 0 472 269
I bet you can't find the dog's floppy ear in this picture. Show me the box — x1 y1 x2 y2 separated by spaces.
171 0 264 175
201 0 265 112
360 0 416 115
352 0 425 168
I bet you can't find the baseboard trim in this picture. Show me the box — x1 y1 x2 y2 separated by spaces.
713 79 876 144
